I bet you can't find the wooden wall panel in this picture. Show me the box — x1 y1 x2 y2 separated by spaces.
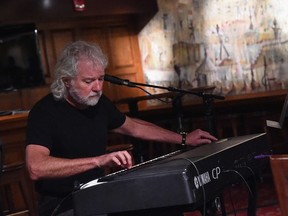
78 19 144 101
79 27 110 60
0 113 36 215
109 25 135 69
20 86 50 110
50 30 75 73
104 23 145 101
114 73 140 99
1 127 26 165
0 91 22 111
37 28 75 84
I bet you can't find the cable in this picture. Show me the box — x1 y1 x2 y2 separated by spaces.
50 193 73 216
223 166 255 216
239 165 257 184
227 187 237 216
222 169 253 198
222 166 260 216
166 159 258 216
135 85 173 104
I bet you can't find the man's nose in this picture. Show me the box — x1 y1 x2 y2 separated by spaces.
92 81 102 91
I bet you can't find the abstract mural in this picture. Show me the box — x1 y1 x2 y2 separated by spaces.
138 0 288 97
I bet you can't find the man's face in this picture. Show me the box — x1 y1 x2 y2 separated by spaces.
66 59 105 108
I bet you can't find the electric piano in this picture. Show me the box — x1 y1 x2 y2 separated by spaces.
73 133 271 216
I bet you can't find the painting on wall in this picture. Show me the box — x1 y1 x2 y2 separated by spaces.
138 0 288 98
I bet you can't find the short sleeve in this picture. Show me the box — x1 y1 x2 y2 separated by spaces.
101 95 126 130
26 105 54 150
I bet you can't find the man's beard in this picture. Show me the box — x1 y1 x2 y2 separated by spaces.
69 87 102 106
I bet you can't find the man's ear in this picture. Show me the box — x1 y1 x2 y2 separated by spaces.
62 78 70 87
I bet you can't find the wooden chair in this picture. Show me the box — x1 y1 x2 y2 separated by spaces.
0 139 36 216
0 141 4 216
270 154 288 216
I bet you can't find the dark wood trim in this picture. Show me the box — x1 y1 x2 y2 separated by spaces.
0 0 158 32
118 89 288 120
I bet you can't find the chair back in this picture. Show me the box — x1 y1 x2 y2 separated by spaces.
270 155 288 216
0 140 4 216
0 139 2 172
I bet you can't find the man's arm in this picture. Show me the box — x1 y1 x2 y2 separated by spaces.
112 116 217 146
25 144 132 180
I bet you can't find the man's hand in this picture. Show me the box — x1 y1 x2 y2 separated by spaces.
186 129 218 146
96 151 133 169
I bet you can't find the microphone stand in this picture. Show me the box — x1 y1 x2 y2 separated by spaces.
126 79 225 101
116 79 225 135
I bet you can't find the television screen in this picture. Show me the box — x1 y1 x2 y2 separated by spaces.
0 23 45 92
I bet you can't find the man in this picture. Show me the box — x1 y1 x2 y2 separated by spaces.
25 41 217 216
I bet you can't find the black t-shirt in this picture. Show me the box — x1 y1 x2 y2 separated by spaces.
26 93 126 197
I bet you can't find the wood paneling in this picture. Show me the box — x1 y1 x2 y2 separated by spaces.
79 27 110 57
20 86 50 110
0 113 36 215
109 25 135 69
0 114 27 165
51 30 75 57
0 91 22 111
1 15 145 110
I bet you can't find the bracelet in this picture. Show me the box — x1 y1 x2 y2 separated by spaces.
180 132 187 146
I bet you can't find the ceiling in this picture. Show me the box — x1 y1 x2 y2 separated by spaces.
0 0 158 28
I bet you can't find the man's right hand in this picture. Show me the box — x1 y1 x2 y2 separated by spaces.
96 151 133 169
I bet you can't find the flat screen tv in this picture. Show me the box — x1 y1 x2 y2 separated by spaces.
0 23 45 92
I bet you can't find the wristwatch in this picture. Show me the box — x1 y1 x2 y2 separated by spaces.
179 131 187 146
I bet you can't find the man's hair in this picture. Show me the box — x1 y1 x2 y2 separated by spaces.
50 41 108 100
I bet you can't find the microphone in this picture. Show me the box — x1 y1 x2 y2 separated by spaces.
104 74 136 87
